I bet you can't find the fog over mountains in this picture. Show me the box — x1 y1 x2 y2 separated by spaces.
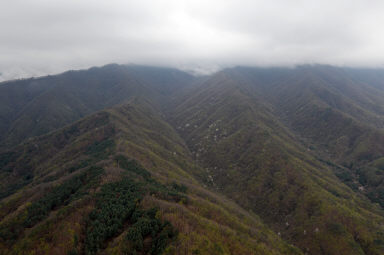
2 0 384 81
2 0 384 254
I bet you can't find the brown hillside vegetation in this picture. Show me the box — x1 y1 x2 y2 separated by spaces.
1 64 384 254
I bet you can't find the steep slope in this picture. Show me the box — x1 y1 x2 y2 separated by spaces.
224 65 384 208
0 64 195 148
169 71 384 255
344 68 384 91
263 66 384 208
0 99 300 255
3 64 384 255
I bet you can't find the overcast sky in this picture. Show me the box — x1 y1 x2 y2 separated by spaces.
1 0 384 80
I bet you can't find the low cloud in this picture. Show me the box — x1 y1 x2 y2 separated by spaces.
1 0 384 80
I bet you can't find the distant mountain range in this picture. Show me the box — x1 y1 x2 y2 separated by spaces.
1 64 384 255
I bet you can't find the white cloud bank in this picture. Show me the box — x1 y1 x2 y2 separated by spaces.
1 0 384 80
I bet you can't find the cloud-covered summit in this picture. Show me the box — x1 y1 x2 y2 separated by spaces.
1 0 384 81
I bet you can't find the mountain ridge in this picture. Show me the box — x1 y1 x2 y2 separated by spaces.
0 99 300 254
1 63 384 254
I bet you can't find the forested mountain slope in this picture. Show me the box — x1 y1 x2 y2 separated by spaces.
220 66 384 208
0 99 298 255
169 70 384 255
1 64 384 255
0 64 195 148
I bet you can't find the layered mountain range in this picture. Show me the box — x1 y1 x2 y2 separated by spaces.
1 64 384 255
